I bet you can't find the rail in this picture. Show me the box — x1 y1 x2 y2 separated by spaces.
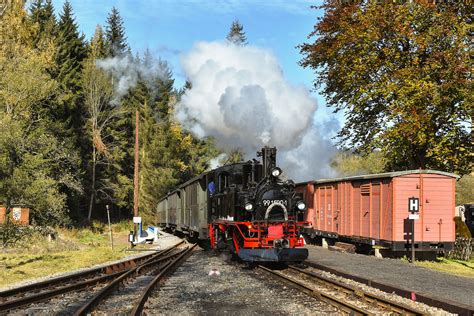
257 264 426 315
0 241 184 313
130 243 198 316
73 242 192 315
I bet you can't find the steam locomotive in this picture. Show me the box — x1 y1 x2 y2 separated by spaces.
156 147 309 262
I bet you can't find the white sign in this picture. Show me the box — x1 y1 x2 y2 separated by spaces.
133 216 142 224
409 213 419 220
12 207 21 221
408 197 419 213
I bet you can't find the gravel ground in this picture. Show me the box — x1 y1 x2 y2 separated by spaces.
306 245 474 308
144 249 340 315
301 266 453 315
6 283 107 316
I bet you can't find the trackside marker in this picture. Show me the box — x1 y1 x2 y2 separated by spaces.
208 268 220 276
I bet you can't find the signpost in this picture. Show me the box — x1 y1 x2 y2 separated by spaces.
408 197 419 263
106 205 114 250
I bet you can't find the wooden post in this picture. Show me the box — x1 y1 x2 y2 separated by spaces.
133 109 139 239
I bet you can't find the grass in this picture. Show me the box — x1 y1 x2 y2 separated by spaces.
415 257 474 278
0 221 137 288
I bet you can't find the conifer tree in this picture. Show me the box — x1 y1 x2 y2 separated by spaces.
55 0 87 119
29 0 56 43
90 24 107 59
55 0 88 218
226 20 247 45
105 7 128 57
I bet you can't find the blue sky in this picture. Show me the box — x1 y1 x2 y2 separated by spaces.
50 0 341 129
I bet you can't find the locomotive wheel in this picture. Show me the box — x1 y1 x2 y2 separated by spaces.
186 233 198 243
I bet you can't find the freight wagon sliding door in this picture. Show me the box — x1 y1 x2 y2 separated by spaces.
319 185 335 232
422 175 455 243
371 183 380 240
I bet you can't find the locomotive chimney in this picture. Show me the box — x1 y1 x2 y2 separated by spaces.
258 146 277 178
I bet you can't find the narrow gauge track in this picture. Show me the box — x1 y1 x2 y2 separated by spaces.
258 264 427 316
0 241 184 314
75 242 197 316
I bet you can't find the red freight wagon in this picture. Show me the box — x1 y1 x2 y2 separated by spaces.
296 170 458 253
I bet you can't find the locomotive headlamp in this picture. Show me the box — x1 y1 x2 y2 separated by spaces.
297 201 306 211
271 167 282 177
244 202 254 211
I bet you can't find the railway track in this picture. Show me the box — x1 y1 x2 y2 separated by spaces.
75 242 197 315
257 264 427 316
0 240 187 314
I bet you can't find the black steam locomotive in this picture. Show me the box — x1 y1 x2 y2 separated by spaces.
157 147 309 262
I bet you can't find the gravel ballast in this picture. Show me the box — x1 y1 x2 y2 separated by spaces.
306 245 474 308
145 249 340 315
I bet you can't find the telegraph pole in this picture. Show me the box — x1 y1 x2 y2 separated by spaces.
133 109 139 240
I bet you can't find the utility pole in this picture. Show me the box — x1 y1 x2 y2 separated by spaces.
133 109 139 240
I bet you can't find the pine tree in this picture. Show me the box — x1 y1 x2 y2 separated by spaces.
105 7 128 57
90 24 107 59
29 0 56 43
55 0 88 218
226 20 247 45
55 0 87 116
152 59 174 119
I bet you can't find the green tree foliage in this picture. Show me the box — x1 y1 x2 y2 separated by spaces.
226 19 247 45
105 6 128 57
82 27 116 220
0 1 219 227
330 151 385 177
456 174 474 205
53 0 88 218
29 0 56 44
300 1 472 175
0 1 82 225
55 1 87 110
90 24 107 59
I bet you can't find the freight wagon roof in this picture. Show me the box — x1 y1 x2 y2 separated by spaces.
298 169 459 186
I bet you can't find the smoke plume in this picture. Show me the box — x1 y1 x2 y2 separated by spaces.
96 54 168 104
176 41 337 181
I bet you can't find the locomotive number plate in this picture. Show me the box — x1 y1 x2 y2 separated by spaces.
262 200 287 207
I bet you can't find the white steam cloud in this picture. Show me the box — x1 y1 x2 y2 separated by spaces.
96 55 168 104
176 41 337 181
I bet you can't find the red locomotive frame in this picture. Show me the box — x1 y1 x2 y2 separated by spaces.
208 218 306 254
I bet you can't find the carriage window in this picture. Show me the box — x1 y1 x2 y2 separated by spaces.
218 174 229 192
233 173 243 185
